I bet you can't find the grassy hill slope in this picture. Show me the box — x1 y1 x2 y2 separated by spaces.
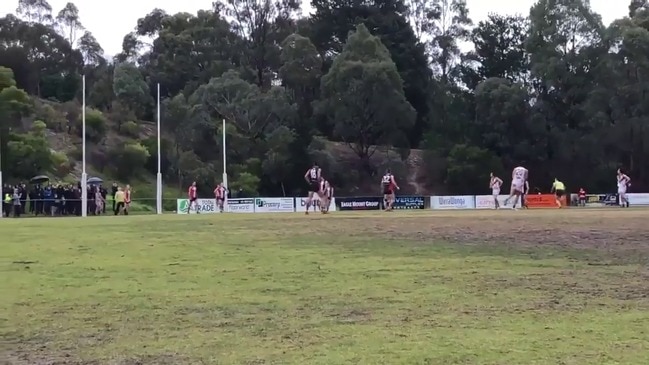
30 99 436 202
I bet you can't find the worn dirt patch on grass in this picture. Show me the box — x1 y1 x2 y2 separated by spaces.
333 210 649 260
2 349 187 365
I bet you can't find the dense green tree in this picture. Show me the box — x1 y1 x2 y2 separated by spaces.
319 24 415 172
525 0 607 185
461 14 529 89
217 0 301 88
0 14 83 100
2 0 649 194
310 0 432 146
15 0 53 24
445 144 502 194
55 2 84 46
78 31 104 66
112 62 150 120
188 70 298 194
122 9 242 96
0 67 37 179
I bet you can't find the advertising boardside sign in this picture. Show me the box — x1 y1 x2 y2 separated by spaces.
393 196 425 210
337 197 382 210
431 195 475 209
475 195 522 209
628 193 649 206
295 196 337 212
176 198 219 214
254 197 295 212
524 194 559 208
227 198 255 213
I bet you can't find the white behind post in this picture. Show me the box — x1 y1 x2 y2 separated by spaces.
156 83 163 214
81 75 87 217
222 118 228 212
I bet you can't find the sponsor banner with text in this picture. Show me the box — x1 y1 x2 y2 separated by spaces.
475 195 522 209
524 194 559 208
254 197 295 212
393 196 425 210
337 197 382 210
176 198 220 214
431 195 476 209
227 198 255 213
628 193 649 206
571 193 618 207
295 195 337 212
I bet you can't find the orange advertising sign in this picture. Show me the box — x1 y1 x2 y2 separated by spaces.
525 194 560 208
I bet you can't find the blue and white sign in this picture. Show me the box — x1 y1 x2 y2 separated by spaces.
393 196 425 209
431 195 476 209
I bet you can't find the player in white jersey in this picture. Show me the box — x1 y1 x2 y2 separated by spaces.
303 162 322 215
617 168 631 208
489 172 503 209
319 178 334 213
504 166 528 209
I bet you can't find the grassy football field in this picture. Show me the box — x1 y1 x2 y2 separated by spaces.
2 209 649 364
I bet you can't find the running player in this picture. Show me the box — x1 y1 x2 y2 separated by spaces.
320 178 334 213
489 172 503 209
551 178 565 208
214 183 226 213
304 163 322 215
617 169 631 208
504 166 528 209
522 180 529 208
187 181 198 213
381 169 399 211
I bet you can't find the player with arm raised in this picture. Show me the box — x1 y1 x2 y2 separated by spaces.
304 163 322 215
489 172 503 209
504 166 528 210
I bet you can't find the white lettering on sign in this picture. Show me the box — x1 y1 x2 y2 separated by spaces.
340 200 379 207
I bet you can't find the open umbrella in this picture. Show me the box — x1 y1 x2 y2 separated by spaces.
30 175 50 184
87 177 103 184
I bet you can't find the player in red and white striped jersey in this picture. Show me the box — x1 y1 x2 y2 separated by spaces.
187 181 198 214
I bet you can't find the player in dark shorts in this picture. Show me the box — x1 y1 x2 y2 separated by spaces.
381 169 399 211
303 163 322 215
551 178 566 208
214 183 226 212
520 181 529 209
187 181 198 213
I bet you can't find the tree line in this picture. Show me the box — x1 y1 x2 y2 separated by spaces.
1 0 648 197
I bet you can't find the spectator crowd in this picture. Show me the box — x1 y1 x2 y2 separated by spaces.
2 181 131 218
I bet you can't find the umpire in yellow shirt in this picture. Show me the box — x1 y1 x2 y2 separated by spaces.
114 187 125 215
551 178 566 208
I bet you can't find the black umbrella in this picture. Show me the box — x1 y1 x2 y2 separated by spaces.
87 177 103 184
30 175 49 184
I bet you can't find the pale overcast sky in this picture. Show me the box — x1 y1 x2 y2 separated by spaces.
0 0 629 57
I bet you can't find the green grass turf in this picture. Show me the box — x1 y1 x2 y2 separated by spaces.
1 210 649 364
